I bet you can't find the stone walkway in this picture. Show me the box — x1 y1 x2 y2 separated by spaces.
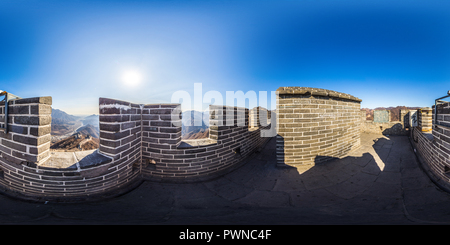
1 133 450 224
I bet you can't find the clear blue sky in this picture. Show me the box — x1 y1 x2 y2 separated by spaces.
1 0 450 114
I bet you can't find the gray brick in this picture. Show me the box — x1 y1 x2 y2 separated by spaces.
99 123 120 132
13 134 50 146
148 132 171 139
29 126 51 136
12 151 39 162
100 139 121 148
30 104 52 115
99 144 129 155
8 125 28 135
150 121 172 127
149 108 173 114
158 139 179 144
8 105 29 114
1 139 26 152
14 115 51 125
100 130 130 140
0 144 12 155
121 121 136 130
28 143 50 154
144 104 160 109
121 134 137 145
99 115 130 123
12 96 52 105
100 107 121 114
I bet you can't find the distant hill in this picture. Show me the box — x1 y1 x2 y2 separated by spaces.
183 128 209 140
82 114 99 126
50 133 99 151
76 124 99 138
51 108 79 125
362 106 421 121
51 108 82 136
51 108 210 141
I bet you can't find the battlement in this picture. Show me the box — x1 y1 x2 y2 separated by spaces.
97 99 272 182
0 95 274 201
2 87 450 202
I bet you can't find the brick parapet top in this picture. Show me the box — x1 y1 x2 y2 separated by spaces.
0 96 52 106
276 87 362 102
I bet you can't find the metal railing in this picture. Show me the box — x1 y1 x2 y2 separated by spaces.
0 91 22 133
434 90 450 126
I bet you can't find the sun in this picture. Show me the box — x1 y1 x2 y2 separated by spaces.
121 70 142 86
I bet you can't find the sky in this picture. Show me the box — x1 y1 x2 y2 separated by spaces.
1 0 450 114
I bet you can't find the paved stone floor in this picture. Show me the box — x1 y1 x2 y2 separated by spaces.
1 133 450 225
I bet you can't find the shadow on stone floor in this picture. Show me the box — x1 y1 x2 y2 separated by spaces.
3 134 450 224
205 134 436 220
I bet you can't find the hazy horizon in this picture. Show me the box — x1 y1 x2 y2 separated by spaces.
2 0 450 115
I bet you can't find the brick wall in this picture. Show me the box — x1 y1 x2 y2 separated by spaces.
0 97 54 198
0 155 141 201
141 104 272 182
0 95 274 200
412 102 450 192
276 87 361 166
0 97 52 165
97 97 142 187
435 103 450 127
0 97 143 201
250 106 271 128
99 98 142 161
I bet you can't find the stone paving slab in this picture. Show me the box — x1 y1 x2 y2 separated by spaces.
2 133 450 225
44 151 78 169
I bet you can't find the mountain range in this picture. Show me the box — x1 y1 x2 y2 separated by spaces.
51 109 83 136
82 114 99 126
50 133 100 151
75 124 100 138
51 108 79 125
51 108 100 150
181 110 209 139
51 108 211 148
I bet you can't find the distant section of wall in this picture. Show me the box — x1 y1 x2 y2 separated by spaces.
361 109 410 135
276 87 361 166
373 110 390 123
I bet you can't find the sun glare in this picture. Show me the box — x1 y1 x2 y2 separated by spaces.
121 70 142 86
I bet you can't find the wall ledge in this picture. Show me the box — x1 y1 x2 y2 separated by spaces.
276 87 362 102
